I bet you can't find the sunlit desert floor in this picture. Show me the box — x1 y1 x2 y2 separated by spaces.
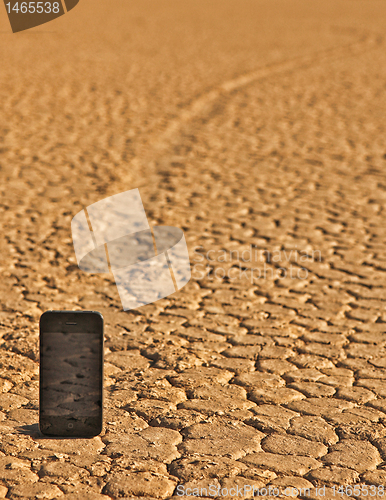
1 0 386 498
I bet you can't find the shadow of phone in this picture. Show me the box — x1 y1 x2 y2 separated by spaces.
18 423 96 440
17 423 42 438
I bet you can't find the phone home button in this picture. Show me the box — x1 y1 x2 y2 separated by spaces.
68 423 74 429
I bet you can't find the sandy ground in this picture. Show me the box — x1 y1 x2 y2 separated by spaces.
1 0 386 498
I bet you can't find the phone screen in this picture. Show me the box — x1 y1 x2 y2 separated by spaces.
39 312 103 437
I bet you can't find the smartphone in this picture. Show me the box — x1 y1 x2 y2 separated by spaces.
39 311 104 437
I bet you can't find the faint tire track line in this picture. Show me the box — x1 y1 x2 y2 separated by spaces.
147 31 383 161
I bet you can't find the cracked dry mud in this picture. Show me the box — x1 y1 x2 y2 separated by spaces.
1 0 386 498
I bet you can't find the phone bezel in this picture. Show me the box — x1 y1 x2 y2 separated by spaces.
39 310 104 438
